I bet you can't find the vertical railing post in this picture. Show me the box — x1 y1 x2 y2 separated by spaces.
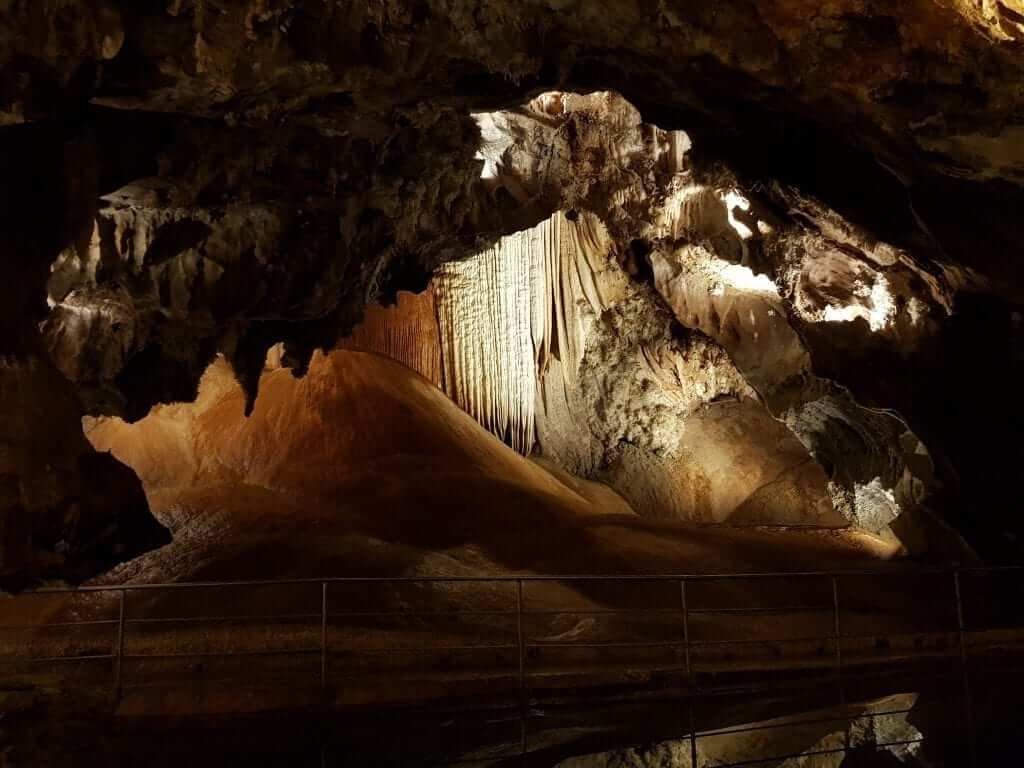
681 579 697 768
954 569 969 665
320 581 328 695
953 569 977 766
515 579 527 756
831 575 844 705
679 579 692 684
688 698 699 768
114 588 126 703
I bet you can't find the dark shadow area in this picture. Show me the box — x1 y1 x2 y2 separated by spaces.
4 661 1022 766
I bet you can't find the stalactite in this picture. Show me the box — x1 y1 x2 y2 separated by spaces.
435 224 546 454
433 211 617 455
339 288 443 387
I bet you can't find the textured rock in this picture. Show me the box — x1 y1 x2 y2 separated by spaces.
431 210 838 526
83 348 899 588
39 110 489 419
328 206 846 530
3 1 1023 574
0 355 169 585
8 0 1024 185
337 287 443 388
0 113 169 585
453 94 958 544
555 693 924 767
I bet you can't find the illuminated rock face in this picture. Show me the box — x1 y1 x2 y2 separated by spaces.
434 222 551 455
337 288 443 389
298 207 840 529
431 212 835 526
84 349 900 587
647 211 937 542
335 201 899 534
430 95 953 545
4 1 1024 579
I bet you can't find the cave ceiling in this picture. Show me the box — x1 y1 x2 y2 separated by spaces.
1 0 1023 582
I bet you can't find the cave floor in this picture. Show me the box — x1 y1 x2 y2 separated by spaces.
5 561 1023 764
4 659 1022 766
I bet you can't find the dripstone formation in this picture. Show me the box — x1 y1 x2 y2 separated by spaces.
2 1 1023 583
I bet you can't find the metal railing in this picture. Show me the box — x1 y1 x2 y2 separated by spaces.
2 565 1023 766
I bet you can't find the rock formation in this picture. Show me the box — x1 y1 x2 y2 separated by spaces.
2 1 1022 581
83 348 898 588
430 209 842 528
554 693 925 767
319 93 961 550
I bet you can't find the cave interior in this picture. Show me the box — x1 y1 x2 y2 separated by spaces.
2 1 1024 765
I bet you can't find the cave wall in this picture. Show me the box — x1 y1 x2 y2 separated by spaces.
456 93 969 550
431 210 838 527
3 1 1024 578
434 90 991 554
337 287 443 388
0 119 168 586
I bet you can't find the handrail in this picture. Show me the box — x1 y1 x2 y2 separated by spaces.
5 566 1023 766
8 565 1024 768
15 563 1023 594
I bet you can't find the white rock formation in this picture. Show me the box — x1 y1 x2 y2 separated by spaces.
432 210 848 527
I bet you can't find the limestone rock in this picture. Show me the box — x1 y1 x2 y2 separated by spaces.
2 1 1022 573
0 355 168 586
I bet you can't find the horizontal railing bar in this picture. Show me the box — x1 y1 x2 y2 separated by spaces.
330 644 519 654
332 609 516 618
21 577 522 593
710 738 924 768
690 635 830 647
683 668 965 700
122 648 320 660
122 678 332 690
105 646 514 665
687 606 832 615
125 613 322 625
1 622 977 643
20 564 1024 595
0 619 119 630
29 653 115 663
8 650 972 684
13 636 979 658
328 670 521 682
836 629 958 641
526 640 684 649
523 608 681 616
695 706 916 738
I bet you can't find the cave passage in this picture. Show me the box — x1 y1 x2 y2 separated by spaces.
3 2 1024 765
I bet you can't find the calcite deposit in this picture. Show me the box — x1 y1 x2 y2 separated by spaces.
2 1 1022 581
